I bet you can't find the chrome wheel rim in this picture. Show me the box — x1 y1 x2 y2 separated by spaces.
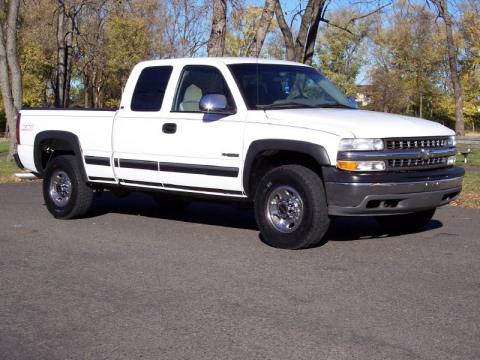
266 185 304 233
49 170 72 207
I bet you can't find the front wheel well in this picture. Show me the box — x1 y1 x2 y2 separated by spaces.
247 150 325 198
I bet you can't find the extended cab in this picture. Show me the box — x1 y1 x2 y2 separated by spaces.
15 58 464 249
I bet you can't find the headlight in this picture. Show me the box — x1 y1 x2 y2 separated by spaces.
448 135 456 147
337 160 386 171
339 138 384 151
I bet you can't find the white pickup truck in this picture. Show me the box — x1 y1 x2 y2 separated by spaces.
14 57 464 249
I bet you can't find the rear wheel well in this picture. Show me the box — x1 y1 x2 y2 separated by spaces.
38 139 76 172
247 150 324 198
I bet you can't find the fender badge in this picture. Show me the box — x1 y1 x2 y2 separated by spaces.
21 123 34 131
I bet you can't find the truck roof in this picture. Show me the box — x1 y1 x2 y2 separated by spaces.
135 57 310 69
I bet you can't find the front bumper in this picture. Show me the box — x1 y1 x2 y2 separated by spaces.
323 166 464 216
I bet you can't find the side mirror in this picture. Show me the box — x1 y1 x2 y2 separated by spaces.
199 94 234 115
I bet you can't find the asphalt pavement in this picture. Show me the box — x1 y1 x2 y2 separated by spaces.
1 183 479 360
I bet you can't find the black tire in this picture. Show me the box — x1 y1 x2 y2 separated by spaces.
254 165 330 249
375 208 436 233
152 192 191 211
43 155 93 219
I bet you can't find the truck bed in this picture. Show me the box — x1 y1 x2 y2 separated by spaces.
17 109 116 175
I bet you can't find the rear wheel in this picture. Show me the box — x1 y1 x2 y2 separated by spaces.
375 209 436 233
254 165 330 249
43 155 93 219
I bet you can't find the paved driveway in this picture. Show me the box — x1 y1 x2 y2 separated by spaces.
1 183 479 359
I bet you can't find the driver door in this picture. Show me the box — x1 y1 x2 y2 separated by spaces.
157 65 246 194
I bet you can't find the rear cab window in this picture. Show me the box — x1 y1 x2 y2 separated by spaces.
131 66 173 111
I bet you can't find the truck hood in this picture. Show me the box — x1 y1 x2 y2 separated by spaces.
264 108 454 138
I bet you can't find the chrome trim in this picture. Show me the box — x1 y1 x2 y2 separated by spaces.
337 147 456 161
325 176 463 211
385 137 449 150
330 176 463 188
265 185 304 233
49 170 72 207
328 187 462 216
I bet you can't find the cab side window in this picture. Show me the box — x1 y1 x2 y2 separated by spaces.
173 65 235 112
131 66 173 111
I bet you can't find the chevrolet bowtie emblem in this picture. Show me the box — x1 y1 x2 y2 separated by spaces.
419 148 431 160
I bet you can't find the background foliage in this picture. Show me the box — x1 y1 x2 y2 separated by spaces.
0 0 479 132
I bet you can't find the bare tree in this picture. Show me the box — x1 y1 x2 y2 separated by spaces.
246 0 276 57
429 0 465 135
275 0 390 65
55 1 67 107
0 0 22 159
207 0 227 56
55 0 84 108
275 0 327 64
164 0 210 57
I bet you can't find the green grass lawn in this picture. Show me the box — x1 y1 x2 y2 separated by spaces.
455 171 480 208
0 138 20 182
456 149 480 167
454 149 480 207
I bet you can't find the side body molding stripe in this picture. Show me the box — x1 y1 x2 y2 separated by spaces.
119 159 158 171
115 158 240 177
84 156 110 166
243 139 331 196
159 163 239 177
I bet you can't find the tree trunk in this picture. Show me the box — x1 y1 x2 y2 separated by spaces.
0 0 22 160
274 1 295 61
430 0 465 135
64 13 74 108
56 3 66 108
419 92 423 118
84 73 90 108
207 0 226 57
246 0 276 57
303 0 326 65
275 0 325 64
294 0 316 62
444 14 465 135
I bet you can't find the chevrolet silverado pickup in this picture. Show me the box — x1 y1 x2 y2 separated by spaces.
14 57 464 249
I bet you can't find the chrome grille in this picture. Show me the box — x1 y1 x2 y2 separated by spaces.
388 157 448 169
386 137 449 150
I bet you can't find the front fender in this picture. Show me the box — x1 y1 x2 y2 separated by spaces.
243 139 331 196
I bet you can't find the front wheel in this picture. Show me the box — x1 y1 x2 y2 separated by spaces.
375 209 436 233
254 165 330 249
43 155 93 219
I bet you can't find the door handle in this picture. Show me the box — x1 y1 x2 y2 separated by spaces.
162 123 177 134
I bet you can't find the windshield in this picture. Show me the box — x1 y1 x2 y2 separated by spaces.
228 64 357 110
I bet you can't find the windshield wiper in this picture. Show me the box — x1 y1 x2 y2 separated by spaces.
314 103 355 109
257 101 317 109
257 101 356 110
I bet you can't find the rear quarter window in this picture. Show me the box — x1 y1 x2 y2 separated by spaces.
131 66 173 111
